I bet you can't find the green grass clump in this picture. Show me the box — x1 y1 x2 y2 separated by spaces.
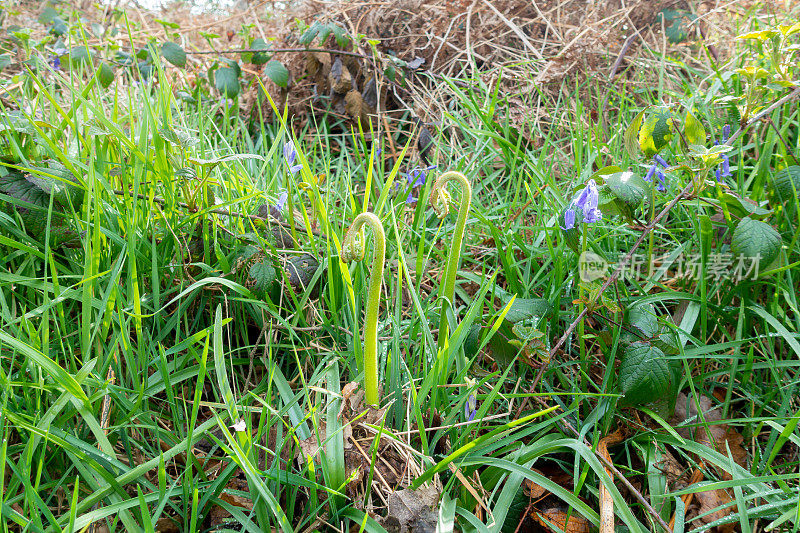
1 4 799 532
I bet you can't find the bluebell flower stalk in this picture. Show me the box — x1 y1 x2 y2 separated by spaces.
430 171 472 349
342 212 386 406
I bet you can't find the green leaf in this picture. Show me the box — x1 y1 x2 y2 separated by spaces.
249 260 276 295
161 42 186 68
0 54 11 72
710 193 772 219
502 298 553 323
624 108 649 159
214 67 240 98
684 110 706 146
97 62 115 88
299 21 322 46
68 46 93 66
159 126 199 147
656 9 698 43
0 172 50 207
247 38 271 65
263 60 289 88
51 17 68 36
638 107 674 157
771 166 800 203
731 217 782 271
39 7 59 24
626 304 659 338
330 23 351 48
604 171 649 208
618 342 673 407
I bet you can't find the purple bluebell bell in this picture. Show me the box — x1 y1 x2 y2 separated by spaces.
562 179 602 229
561 207 576 230
282 140 303 176
713 125 733 182
49 47 66 71
645 155 669 192
465 393 477 422
401 164 436 204
574 179 602 223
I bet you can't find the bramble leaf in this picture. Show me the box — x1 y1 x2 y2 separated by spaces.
161 42 186 68
604 171 649 208
97 62 115 88
214 67 240 98
771 166 800 203
263 60 289 88
619 342 674 407
249 260 276 295
731 217 782 271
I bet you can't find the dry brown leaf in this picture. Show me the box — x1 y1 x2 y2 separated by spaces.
155 515 181 532
533 507 592 533
523 469 548 500
694 488 736 533
671 393 748 475
380 486 440 533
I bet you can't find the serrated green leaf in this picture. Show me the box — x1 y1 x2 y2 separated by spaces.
639 107 674 157
299 21 322 46
263 60 289 88
51 17 68 36
97 62 114 88
627 304 659 338
715 193 772 219
624 108 648 159
247 38 271 65
330 23 351 48
619 342 673 406
187 153 265 167
684 110 706 146
464 324 482 360
161 42 186 68
214 67 240 97
731 217 782 270
249 260 276 294
771 166 800 203
0 172 50 207
604 171 648 208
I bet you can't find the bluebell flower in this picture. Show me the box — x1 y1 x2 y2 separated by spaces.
713 125 733 182
282 140 303 176
400 164 436 204
464 393 477 422
49 47 66 71
645 155 669 192
574 179 602 223
561 179 602 229
561 207 576 230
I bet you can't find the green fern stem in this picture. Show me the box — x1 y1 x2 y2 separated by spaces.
430 171 472 350
342 212 386 406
